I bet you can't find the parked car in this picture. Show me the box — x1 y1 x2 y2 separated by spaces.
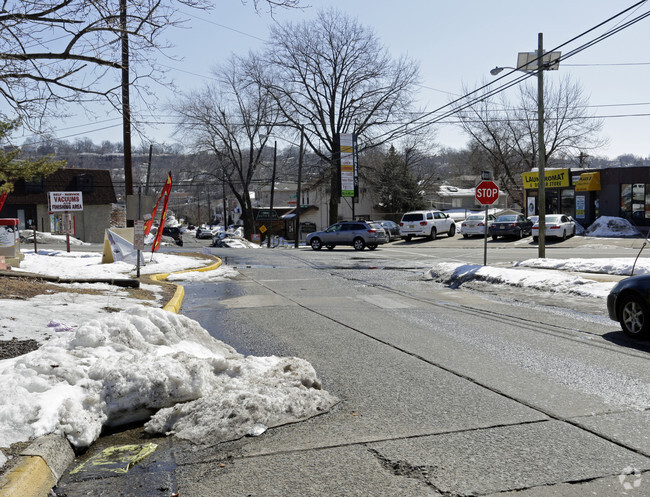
607 275 650 338
306 221 388 251
460 213 496 238
373 220 401 242
488 214 533 240
195 227 214 239
531 214 576 242
162 226 183 246
399 210 456 241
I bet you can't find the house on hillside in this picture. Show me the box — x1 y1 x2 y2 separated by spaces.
2 168 117 243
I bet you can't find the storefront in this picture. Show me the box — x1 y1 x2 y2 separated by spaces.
522 166 650 231
522 168 575 219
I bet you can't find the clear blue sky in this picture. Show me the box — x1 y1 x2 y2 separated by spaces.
38 0 650 159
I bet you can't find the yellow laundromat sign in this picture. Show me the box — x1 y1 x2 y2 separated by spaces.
522 169 571 189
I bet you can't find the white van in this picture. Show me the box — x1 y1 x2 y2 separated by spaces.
399 210 456 241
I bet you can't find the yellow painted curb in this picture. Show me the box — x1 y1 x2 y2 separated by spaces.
0 456 54 497
151 259 222 314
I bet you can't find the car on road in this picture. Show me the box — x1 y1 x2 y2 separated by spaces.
531 214 576 242
162 226 183 246
399 210 456 241
607 275 650 338
373 220 401 242
460 213 496 238
488 214 533 240
306 221 388 251
195 227 216 239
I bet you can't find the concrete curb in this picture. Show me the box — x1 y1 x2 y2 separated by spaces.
0 434 74 497
150 259 223 314
0 257 223 496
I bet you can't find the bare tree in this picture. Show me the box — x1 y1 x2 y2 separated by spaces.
250 9 421 224
173 55 282 237
0 0 303 128
455 76 604 207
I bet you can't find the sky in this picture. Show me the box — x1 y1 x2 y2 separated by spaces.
1 215 649 468
25 0 650 160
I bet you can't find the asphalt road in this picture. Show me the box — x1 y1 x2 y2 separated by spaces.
54 235 650 496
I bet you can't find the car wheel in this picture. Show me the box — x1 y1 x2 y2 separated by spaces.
326 244 335 250
448 225 455 237
353 237 366 250
619 294 650 338
561 230 567 241
462 234 469 239
385 233 391 243
429 229 437 241
517 228 523 239
533 236 538 243
310 238 322 251
405 235 412 242
367 244 377 251
492 235 499 241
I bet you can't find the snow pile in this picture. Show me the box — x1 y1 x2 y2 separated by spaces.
428 262 615 298
15 250 208 278
585 216 641 237
19 230 89 246
515 258 650 276
167 264 239 282
0 307 337 449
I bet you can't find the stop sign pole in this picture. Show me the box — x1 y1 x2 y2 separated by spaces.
475 180 500 265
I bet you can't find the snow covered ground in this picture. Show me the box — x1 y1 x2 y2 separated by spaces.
1 216 648 469
0 250 337 468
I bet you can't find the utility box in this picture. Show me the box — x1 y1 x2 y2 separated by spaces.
0 218 20 267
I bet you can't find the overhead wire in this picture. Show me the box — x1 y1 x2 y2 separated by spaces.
374 0 650 140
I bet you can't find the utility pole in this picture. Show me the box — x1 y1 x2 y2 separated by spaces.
537 32 546 258
268 141 277 248
294 127 304 249
120 0 134 227
145 144 153 195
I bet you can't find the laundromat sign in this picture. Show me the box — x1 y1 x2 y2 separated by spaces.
49 191 84 212
522 169 570 189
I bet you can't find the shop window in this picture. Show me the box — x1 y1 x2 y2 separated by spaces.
561 189 575 217
620 183 649 223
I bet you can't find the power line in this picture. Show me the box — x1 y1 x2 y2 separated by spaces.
382 1 650 139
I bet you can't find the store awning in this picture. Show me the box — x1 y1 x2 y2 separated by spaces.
574 172 601 191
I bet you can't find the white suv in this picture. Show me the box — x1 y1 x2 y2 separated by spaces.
399 210 456 241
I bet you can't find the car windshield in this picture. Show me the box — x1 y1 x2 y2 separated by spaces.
402 213 423 222
546 215 562 223
496 215 517 222
466 215 484 221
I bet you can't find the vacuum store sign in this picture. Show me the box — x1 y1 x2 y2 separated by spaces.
49 191 84 212
522 169 570 189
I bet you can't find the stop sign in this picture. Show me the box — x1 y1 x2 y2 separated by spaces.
475 180 499 205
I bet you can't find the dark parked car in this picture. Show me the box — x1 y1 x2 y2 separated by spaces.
489 214 533 240
607 274 650 338
162 226 183 246
306 221 388 251
373 220 401 242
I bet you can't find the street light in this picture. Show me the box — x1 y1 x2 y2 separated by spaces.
491 33 561 258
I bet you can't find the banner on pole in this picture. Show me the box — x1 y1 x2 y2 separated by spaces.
151 172 173 253
145 172 172 236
